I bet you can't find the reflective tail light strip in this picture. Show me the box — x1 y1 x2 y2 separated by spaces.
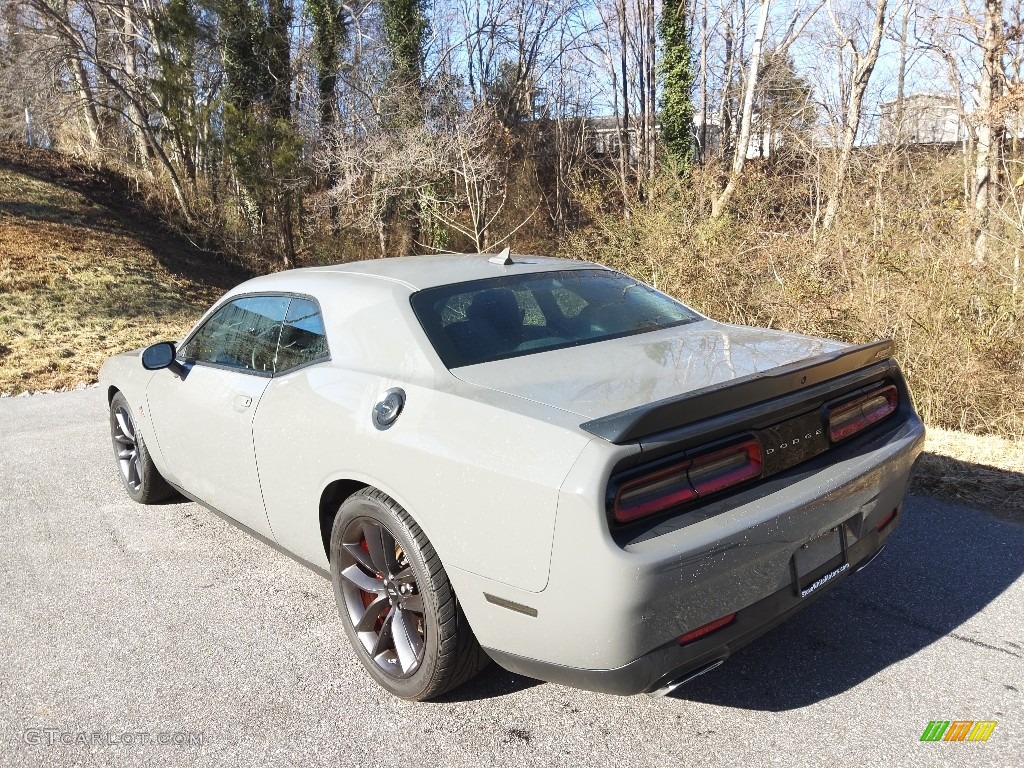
677 613 737 646
613 438 762 523
827 385 898 443
688 439 763 496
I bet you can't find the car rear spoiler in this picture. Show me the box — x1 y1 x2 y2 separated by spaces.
579 339 896 444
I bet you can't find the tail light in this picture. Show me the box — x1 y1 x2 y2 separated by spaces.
687 440 763 496
613 438 762 523
826 384 898 443
614 461 697 522
677 613 737 646
876 507 898 531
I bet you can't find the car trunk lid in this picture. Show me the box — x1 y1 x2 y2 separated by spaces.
451 321 855 431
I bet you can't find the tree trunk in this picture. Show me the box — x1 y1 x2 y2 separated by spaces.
699 0 708 162
974 0 1005 262
711 0 770 218
891 2 911 143
639 0 656 183
69 55 102 151
715 2 735 165
311 0 347 235
269 0 296 267
121 1 154 176
617 0 631 214
820 0 887 232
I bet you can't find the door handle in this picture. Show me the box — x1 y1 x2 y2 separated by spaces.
233 394 252 412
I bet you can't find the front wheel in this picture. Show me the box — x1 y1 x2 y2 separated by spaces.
108 391 175 504
329 488 489 700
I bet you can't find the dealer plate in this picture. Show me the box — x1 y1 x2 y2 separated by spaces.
794 527 843 579
793 526 850 598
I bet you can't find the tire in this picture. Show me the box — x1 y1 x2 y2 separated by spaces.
108 391 175 504
329 488 490 700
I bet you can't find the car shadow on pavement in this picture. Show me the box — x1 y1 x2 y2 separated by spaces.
910 452 1024 526
673 492 1024 710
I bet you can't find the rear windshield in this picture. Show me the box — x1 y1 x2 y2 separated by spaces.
410 268 701 368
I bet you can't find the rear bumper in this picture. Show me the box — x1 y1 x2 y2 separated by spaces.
459 411 925 694
483 515 898 695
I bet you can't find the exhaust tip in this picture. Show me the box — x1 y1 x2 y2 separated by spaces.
648 658 726 698
855 544 887 574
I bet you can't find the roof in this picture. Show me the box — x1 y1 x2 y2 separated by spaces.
235 253 601 295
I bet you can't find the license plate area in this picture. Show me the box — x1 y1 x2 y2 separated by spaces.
793 526 849 598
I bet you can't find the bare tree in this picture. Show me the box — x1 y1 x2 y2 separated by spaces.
586 0 632 213
696 0 710 160
634 0 657 183
819 0 888 233
20 0 194 215
709 0 822 217
326 98 534 255
973 0 1005 261
918 0 1009 260
888 0 915 142
434 107 512 251
711 0 771 218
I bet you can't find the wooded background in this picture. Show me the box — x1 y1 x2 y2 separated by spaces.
1 1 1022 436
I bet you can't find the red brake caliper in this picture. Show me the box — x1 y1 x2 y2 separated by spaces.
359 538 388 632
359 538 378 609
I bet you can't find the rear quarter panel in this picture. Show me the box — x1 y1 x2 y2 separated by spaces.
253 369 592 592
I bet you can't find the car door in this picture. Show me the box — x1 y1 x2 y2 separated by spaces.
249 297 335 564
146 294 291 539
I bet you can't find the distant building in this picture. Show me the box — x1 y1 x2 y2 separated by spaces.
692 115 722 160
879 93 964 144
586 114 780 164
693 114 787 160
587 116 635 159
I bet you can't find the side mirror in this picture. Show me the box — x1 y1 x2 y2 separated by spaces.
142 342 186 377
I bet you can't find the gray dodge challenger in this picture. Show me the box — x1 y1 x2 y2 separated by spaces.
99 253 925 700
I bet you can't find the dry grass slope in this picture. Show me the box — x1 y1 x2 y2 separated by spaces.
0 144 249 393
913 428 1024 523
563 161 1024 439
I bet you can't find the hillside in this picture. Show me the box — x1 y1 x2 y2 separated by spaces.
0 144 249 394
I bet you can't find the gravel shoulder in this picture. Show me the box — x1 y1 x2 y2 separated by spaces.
911 427 1024 524
0 389 1021 767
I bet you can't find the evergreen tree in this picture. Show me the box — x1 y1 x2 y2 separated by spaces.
754 51 816 160
658 1 694 167
151 0 203 189
489 59 540 125
308 0 345 126
218 0 302 266
381 0 427 88
308 0 347 231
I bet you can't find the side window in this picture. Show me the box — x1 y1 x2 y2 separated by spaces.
275 297 330 372
180 295 290 374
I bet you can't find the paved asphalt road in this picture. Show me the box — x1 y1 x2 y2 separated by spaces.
1 389 1021 767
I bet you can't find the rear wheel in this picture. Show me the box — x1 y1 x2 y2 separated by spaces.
329 488 489 700
109 391 175 504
